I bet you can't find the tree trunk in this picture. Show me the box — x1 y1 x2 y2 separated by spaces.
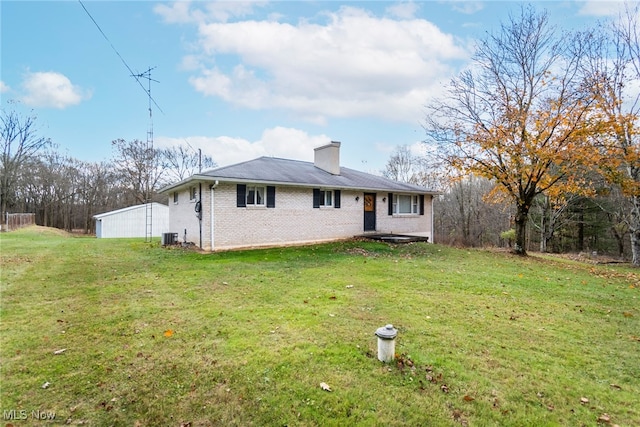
514 207 529 256
631 229 640 267
610 224 625 259
577 209 585 253
630 194 640 267
539 195 549 253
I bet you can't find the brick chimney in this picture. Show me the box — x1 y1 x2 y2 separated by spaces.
314 141 341 175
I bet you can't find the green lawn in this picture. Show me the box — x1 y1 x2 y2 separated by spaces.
1 226 638 426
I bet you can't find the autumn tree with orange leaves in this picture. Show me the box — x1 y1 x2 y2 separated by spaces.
581 3 640 266
424 6 598 255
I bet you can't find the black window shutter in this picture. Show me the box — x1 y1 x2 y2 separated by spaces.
388 193 393 215
313 189 320 208
334 190 341 208
237 184 246 207
420 194 425 215
267 186 276 208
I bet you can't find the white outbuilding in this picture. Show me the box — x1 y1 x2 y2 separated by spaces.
94 203 169 238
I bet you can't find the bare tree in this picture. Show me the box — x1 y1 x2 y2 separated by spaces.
383 144 448 191
424 6 597 255
77 160 122 233
0 103 51 226
161 144 216 186
111 138 164 205
383 145 418 183
434 175 509 247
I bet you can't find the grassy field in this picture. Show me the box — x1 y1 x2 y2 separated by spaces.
1 226 638 426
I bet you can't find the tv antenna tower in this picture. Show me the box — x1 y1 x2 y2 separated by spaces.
131 66 159 243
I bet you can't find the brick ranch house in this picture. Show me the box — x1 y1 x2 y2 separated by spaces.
160 142 439 251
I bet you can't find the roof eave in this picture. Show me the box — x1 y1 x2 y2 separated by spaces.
162 176 439 195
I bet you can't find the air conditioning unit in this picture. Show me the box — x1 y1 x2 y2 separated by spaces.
162 232 178 246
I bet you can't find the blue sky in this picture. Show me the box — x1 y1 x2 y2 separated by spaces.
0 1 629 173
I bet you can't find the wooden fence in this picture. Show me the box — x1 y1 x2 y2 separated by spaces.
3 213 36 231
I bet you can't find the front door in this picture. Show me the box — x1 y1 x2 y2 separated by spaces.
363 193 376 231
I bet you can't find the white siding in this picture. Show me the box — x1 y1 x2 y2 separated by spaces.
94 203 169 238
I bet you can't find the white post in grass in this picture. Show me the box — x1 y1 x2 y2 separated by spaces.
375 324 397 363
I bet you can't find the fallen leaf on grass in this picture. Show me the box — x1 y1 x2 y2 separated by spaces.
320 382 332 392
610 384 622 390
463 395 475 402
53 348 67 355
597 413 611 424
623 312 633 317
580 397 589 404
441 384 449 393
164 329 174 338
41 382 50 389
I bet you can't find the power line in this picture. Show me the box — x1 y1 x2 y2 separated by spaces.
78 0 164 115
79 0 162 243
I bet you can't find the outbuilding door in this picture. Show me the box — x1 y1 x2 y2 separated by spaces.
363 193 376 231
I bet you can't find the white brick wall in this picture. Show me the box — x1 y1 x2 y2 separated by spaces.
168 182 433 251
167 186 202 245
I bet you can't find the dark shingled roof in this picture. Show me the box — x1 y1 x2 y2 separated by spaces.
161 156 438 194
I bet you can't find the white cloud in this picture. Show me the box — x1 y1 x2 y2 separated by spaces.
179 5 468 125
20 71 91 109
375 140 428 159
153 1 199 24
385 2 421 19
577 0 625 17
154 0 268 24
449 1 484 15
0 81 9 93
156 126 331 167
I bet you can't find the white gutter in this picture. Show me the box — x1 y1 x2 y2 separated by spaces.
210 181 219 250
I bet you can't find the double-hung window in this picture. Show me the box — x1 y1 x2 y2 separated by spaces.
320 190 332 207
393 194 419 215
237 184 276 208
246 185 265 206
313 189 341 208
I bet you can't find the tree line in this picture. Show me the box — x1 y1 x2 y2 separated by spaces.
0 105 214 234
385 147 633 259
